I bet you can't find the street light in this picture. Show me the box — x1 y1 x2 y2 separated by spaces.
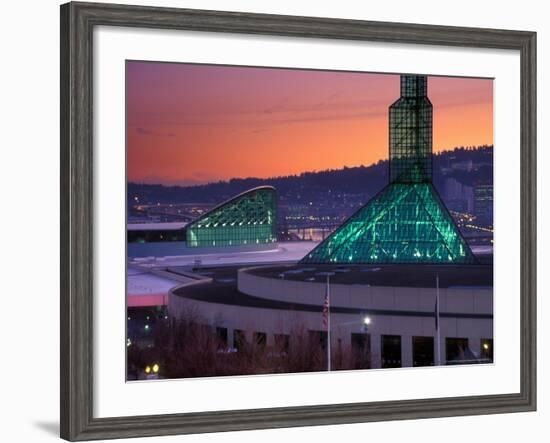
361 315 372 333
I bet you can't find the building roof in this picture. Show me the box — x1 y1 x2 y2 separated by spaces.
185 185 276 230
128 241 317 267
127 267 182 307
247 263 492 288
171 265 492 319
127 222 187 231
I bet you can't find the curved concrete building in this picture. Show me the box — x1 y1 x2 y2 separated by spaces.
168 264 493 369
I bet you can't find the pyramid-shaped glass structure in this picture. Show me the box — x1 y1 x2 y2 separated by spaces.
301 182 475 264
301 75 476 264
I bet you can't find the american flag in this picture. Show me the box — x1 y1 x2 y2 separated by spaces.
322 287 330 330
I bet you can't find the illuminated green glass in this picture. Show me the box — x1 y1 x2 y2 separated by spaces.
186 186 277 248
301 183 475 264
301 74 476 265
390 76 433 183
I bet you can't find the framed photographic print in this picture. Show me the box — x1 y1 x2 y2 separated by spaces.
60 1 536 441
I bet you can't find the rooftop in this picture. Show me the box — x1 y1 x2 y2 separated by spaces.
129 241 318 267
127 222 187 231
246 263 493 288
170 265 492 319
127 267 183 307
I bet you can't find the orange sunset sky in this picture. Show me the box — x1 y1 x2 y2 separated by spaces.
127 61 493 186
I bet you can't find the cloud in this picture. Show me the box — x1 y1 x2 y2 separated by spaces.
128 93 390 129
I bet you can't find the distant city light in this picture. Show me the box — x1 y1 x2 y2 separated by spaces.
363 316 371 326
145 366 151 374
152 363 159 373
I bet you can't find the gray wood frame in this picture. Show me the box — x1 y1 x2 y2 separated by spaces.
60 1 537 441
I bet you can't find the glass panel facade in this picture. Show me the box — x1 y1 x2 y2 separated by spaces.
127 228 186 243
300 75 476 265
186 186 277 248
389 76 432 183
301 182 476 264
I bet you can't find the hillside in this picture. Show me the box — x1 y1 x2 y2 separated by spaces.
128 145 493 207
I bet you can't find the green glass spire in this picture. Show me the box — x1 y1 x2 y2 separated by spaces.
390 75 433 183
186 186 277 248
300 75 476 265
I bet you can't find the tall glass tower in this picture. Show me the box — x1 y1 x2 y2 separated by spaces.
301 75 476 264
389 76 433 183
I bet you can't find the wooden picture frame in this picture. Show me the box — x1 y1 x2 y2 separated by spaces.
60 1 536 440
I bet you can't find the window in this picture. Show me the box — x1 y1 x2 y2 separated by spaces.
381 335 401 368
412 336 434 367
274 334 290 353
445 337 469 365
480 338 493 362
215 327 228 348
309 330 328 351
351 333 371 369
233 329 246 351
253 332 267 348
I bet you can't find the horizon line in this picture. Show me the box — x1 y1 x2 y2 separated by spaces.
128 144 493 188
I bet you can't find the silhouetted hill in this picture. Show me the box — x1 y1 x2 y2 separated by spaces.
128 145 493 207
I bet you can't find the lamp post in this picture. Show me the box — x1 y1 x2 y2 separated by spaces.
316 271 335 371
362 315 371 333
436 274 441 366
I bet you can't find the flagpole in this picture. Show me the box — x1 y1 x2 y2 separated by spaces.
436 274 441 366
327 274 331 372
